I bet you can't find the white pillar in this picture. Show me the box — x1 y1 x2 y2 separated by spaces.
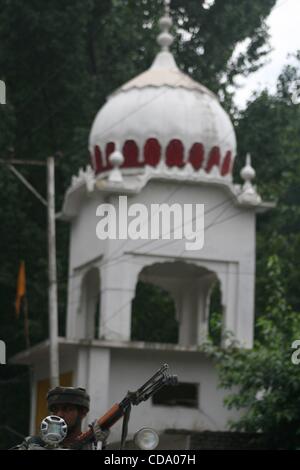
178 288 197 346
236 260 255 348
196 288 209 345
100 262 139 340
66 270 83 339
87 348 111 423
76 347 111 429
219 263 238 346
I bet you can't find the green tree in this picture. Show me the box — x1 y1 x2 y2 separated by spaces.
205 58 300 448
172 0 276 107
204 255 300 449
0 0 286 447
131 281 178 344
236 53 300 317
0 0 279 359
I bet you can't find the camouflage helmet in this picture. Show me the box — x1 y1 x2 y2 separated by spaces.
47 386 90 412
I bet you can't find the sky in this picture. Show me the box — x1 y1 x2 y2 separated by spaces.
234 0 300 109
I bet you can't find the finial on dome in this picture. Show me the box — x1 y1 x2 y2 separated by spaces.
108 148 124 183
157 0 174 52
238 153 261 204
240 153 255 188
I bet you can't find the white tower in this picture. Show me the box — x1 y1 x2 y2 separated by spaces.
64 6 268 348
14 4 272 439
60 5 272 437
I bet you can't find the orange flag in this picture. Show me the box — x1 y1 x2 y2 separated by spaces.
15 260 26 318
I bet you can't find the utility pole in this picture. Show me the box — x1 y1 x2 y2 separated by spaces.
47 155 59 388
1 154 60 388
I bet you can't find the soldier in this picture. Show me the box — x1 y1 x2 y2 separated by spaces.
13 386 109 450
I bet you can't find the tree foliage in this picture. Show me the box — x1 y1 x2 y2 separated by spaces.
131 281 178 344
171 0 276 105
0 0 278 359
202 59 300 448
236 53 300 317
0 0 296 448
204 256 300 449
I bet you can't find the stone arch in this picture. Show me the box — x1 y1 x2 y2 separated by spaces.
132 260 220 346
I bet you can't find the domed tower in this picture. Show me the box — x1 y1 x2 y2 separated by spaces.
63 2 267 347
89 9 236 179
22 3 272 438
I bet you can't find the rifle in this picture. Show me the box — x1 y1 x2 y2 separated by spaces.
71 363 177 449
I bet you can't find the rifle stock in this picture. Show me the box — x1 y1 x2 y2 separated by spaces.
71 363 177 449
71 403 124 449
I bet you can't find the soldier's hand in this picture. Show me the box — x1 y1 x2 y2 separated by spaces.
90 421 110 443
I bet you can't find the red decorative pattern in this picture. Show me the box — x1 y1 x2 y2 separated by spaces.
123 140 142 167
94 146 103 174
206 146 220 172
93 139 234 176
144 138 161 166
189 143 204 170
166 139 184 167
221 151 232 176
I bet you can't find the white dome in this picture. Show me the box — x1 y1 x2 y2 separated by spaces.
89 17 236 177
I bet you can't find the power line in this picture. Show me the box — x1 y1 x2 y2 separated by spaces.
65 195 256 333
92 182 249 270
0 157 252 327
0 181 259 343
60 158 262 331
96 210 250 338
62 180 250 292
57 177 260 327
0 154 256 329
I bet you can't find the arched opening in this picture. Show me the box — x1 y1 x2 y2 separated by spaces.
130 261 221 346
78 268 100 339
208 280 223 346
131 281 178 343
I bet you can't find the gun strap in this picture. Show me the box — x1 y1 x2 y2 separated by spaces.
120 404 131 450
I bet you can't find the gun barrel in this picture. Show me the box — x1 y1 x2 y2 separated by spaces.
168 375 178 386
136 363 169 395
134 371 178 405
